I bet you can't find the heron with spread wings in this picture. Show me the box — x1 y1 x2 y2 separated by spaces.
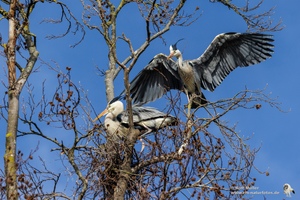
124 32 274 108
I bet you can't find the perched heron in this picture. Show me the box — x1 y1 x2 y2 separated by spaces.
93 96 178 137
125 32 274 108
283 183 295 197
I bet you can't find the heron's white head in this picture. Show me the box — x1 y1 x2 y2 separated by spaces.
106 100 124 116
168 38 184 59
168 46 181 59
93 98 124 122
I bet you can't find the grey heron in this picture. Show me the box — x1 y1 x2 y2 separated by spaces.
283 183 295 197
93 96 178 137
125 32 274 108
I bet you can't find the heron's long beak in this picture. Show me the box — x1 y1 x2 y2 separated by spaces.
93 108 108 122
167 51 175 59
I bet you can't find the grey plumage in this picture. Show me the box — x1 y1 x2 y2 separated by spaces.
125 54 184 106
125 32 274 108
93 96 178 137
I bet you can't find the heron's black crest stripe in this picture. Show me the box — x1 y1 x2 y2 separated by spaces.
109 95 125 105
171 38 184 50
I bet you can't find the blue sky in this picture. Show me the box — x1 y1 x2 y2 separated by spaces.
0 0 299 199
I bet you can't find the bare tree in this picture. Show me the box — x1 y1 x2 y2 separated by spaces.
77 0 282 199
0 0 282 199
1 0 39 198
0 0 83 199
210 0 282 32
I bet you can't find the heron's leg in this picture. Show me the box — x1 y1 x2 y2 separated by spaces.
138 124 153 153
187 100 192 110
184 88 190 102
139 125 152 137
184 89 193 109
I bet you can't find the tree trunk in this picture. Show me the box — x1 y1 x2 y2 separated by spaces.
113 129 140 199
4 93 19 200
3 1 39 198
4 0 18 199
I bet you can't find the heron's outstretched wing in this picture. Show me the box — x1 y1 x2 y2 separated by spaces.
124 53 183 105
191 32 274 92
